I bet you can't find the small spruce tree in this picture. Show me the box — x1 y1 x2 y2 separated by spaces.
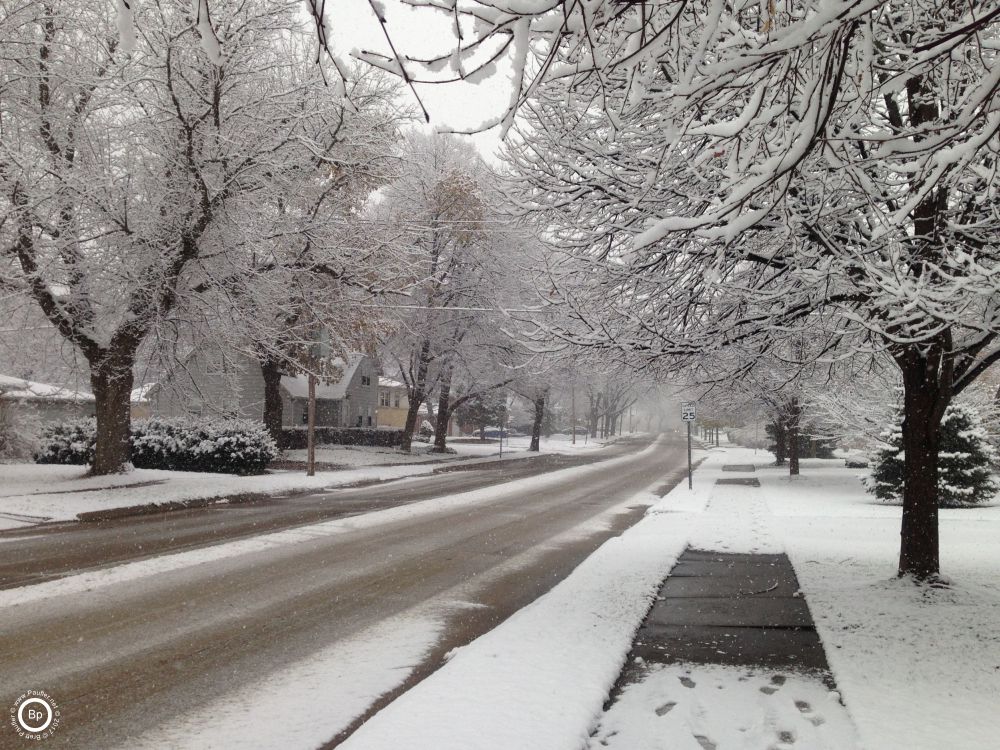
867 404 998 508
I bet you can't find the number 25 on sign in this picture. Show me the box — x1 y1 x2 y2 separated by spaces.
681 403 697 421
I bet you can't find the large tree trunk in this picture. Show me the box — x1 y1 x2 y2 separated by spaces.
89 351 135 475
897 351 948 579
772 418 787 465
529 392 545 452
260 358 284 445
432 368 452 453
401 392 423 453
787 400 801 476
400 341 432 453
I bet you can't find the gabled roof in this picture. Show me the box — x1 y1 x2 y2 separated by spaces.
0 374 95 403
280 354 368 401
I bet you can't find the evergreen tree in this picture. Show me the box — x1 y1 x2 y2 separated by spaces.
868 405 998 508
455 392 507 439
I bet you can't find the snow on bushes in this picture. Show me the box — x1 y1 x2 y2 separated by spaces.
866 404 998 508
35 418 277 475
33 418 97 465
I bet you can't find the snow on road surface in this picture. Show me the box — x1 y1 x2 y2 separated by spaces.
111 452 665 749
118 613 443 750
0 439 665 610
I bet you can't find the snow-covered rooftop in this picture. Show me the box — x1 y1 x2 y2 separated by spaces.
378 377 405 389
0 374 95 403
130 383 158 403
281 355 366 401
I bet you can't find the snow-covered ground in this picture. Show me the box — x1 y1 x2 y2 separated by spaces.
0 435 619 528
335 443 1000 750
0 462 441 528
283 434 610 465
9 439 994 749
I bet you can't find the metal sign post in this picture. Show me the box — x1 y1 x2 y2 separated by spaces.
682 403 697 489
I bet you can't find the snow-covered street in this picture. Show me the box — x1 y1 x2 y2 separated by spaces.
0 436 687 749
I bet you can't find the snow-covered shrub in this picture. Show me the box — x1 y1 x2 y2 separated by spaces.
866 404 998 508
34 418 97 465
36 418 277 474
413 420 435 443
132 418 277 474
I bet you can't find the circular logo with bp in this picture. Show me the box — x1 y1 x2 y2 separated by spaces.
9 690 60 740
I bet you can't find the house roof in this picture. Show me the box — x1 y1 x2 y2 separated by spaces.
130 383 158 403
281 354 367 401
379 376 405 389
0 374 95 403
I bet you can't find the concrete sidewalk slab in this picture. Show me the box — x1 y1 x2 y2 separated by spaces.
623 549 830 673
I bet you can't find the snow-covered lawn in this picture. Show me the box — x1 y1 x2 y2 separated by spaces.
337 444 1000 750
282 434 612 466
0 462 443 527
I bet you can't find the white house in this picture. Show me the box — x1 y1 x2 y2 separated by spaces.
140 350 378 428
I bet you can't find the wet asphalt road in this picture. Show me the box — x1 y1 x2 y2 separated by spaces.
0 436 688 749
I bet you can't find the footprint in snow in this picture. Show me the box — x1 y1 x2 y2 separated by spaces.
760 674 786 695
795 699 826 727
654 701 677 716
693 735 717 750
679 676 696 688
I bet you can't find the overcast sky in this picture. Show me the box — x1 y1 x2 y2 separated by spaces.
329 0 510 159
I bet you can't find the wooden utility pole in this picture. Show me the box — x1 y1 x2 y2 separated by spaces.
307 373 317 477
571 384 577 445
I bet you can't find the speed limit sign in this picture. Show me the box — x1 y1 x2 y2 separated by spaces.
681 403 697 421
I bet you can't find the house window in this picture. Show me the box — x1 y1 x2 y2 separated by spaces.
302 409 308 425
379 390 390 407
393 393 401 408
361 374 371 386
356 415 363 427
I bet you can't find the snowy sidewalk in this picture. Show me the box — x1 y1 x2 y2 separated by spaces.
589 463 857 750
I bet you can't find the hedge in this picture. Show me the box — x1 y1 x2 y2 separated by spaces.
35 417 277 475
279 426 404 450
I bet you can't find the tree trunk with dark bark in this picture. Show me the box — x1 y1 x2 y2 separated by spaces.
260 358 284 445
529 392 545 452
432 368 453 453
897 351 948 579
400 341 432 453
89 351 135 475
787 400 801 476
772 419 787 465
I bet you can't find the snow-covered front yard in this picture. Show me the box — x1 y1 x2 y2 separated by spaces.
0 462 444 529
